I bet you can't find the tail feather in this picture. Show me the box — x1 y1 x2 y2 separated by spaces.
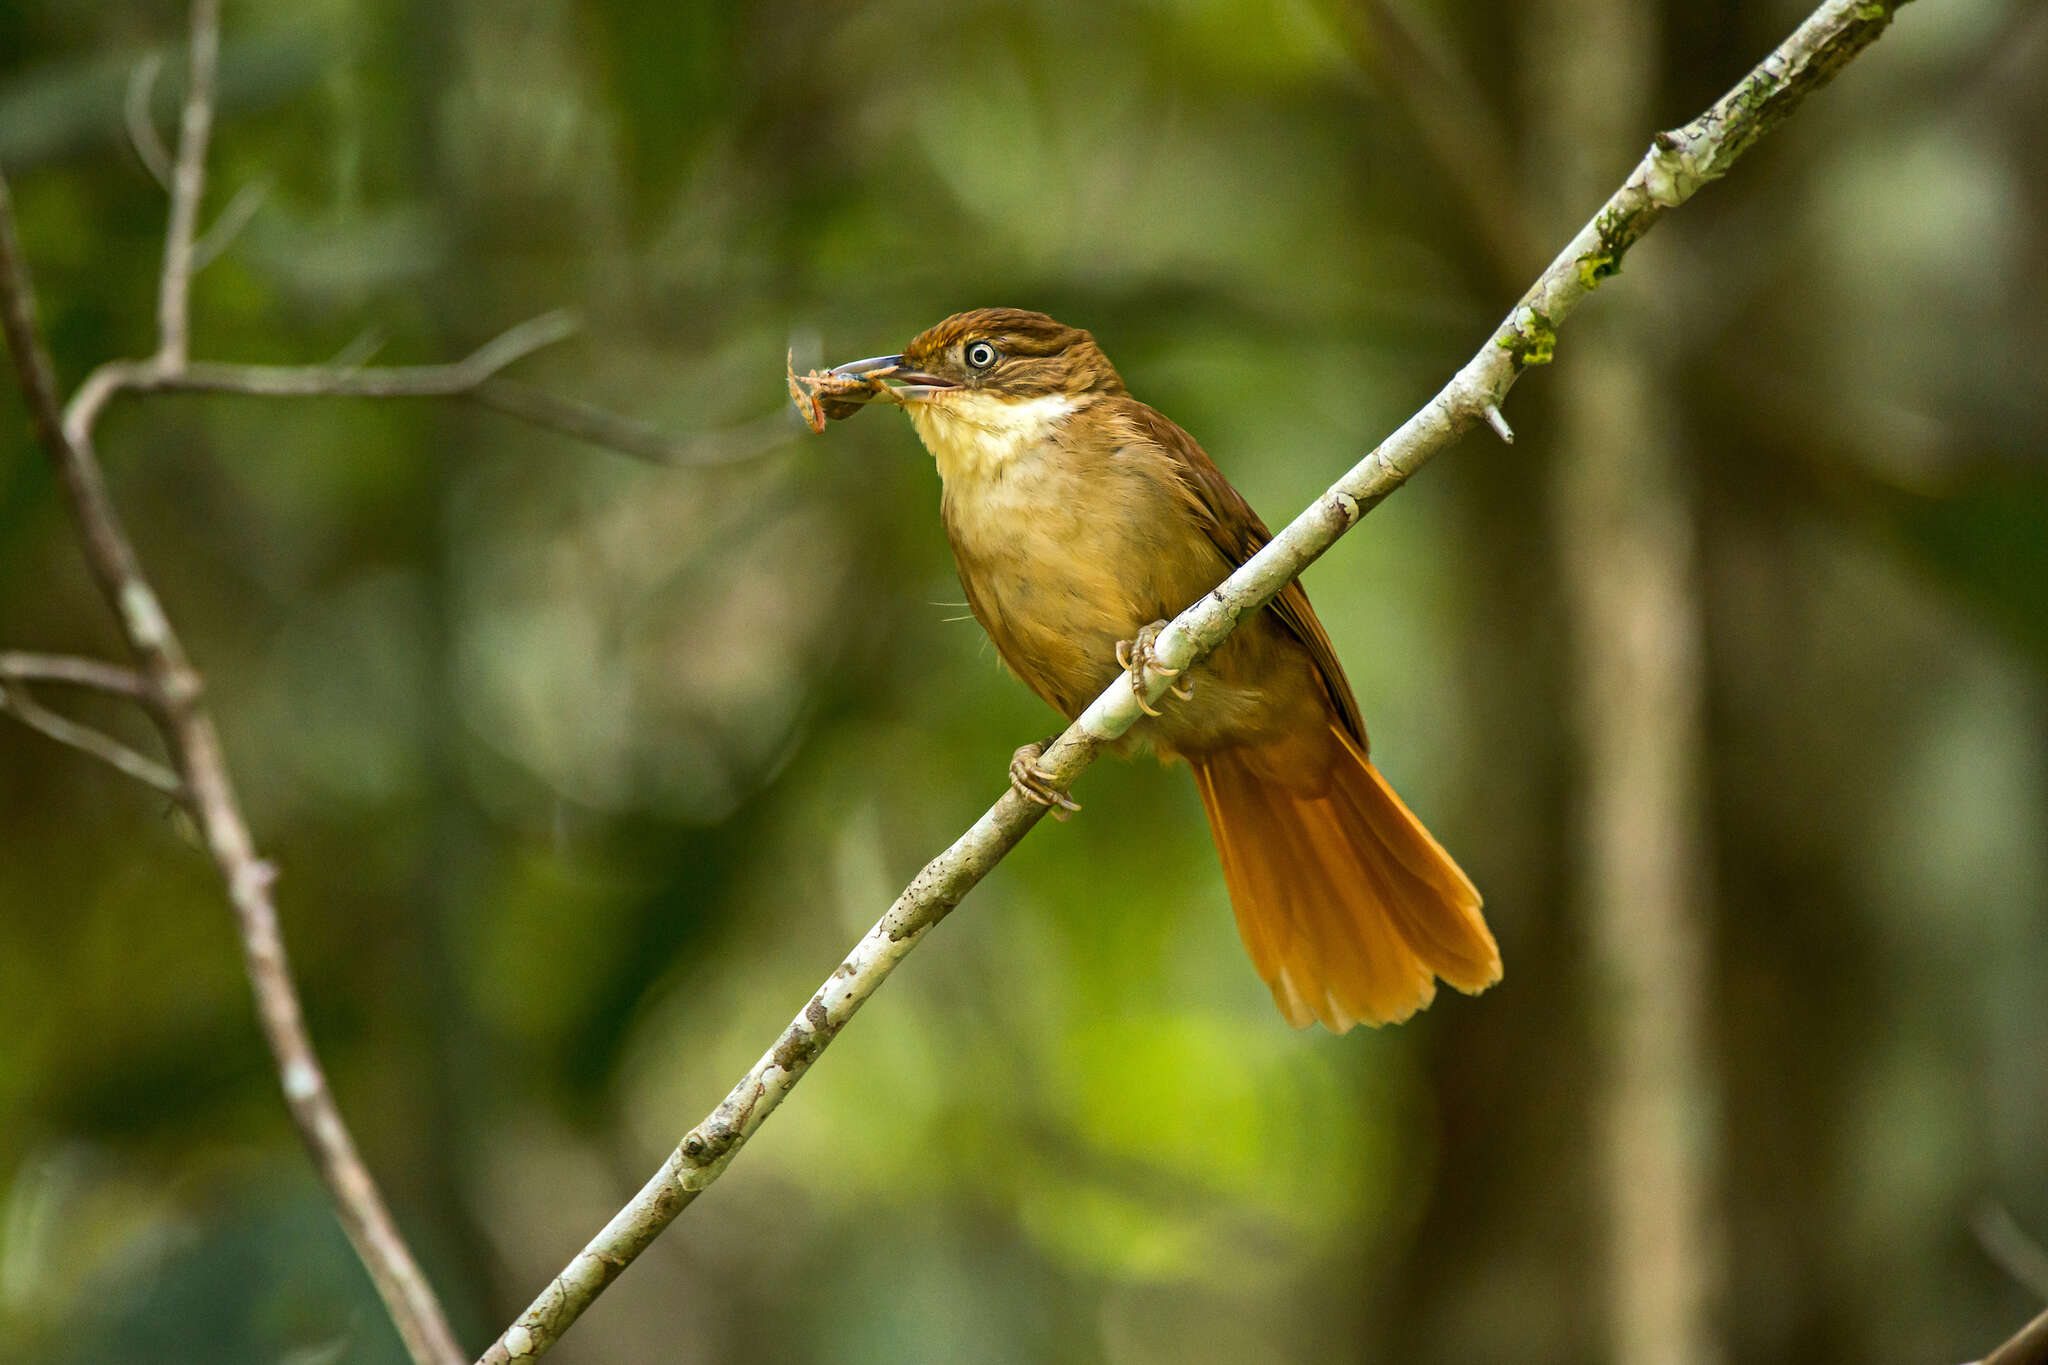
1191 723 1501 1032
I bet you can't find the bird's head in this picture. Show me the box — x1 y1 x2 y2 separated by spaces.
826 308 1125 409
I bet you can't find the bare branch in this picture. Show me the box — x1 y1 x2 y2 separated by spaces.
475 1 1915 1358
60 312 795 472
1 104 467 1365
156 0 220 368
176 312 581 396
0 679 183 797
9 5 777 1359
124 54 173 190
62 311 580 445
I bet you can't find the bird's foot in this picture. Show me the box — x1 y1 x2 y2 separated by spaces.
1009 738 1080 821
1114 620 1193 717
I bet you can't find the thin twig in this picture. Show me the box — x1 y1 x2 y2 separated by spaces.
475 2 1915 1359
124 54 173 190
156 0 218 368
467 381 797 466
0 680 184 797
189 178 270 273
0 651 158 702
0 652 173 792
325 326 390 370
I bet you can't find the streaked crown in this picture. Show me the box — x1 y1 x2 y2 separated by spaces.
904 309 1125 399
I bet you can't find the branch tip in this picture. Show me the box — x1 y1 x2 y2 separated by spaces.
1483 402 1515 443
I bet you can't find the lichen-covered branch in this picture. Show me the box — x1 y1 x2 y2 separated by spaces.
475 2 1913 1359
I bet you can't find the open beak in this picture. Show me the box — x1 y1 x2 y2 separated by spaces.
829 354 957 403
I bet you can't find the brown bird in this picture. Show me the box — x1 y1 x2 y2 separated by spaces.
821 308 1500 1031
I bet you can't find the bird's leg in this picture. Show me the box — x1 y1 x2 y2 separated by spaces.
1009 735 1080 820
1114 620 1194 718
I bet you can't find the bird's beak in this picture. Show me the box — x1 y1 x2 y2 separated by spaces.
829 354 958 403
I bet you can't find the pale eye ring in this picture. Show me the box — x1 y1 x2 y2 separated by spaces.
964 340 998 371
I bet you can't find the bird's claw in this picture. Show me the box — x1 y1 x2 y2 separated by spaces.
1116 620 1188 717
1010 740 1079 821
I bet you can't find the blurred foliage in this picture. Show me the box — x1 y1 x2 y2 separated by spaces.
2 1 2045 1363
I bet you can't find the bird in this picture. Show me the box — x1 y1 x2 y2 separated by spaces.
813 308 1500 1031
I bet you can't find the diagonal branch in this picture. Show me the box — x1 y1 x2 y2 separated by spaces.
0 168 470 1365
474 1 1916 1359
0 4 466 1357
0 173 472 1365
6 6 781 1358
1979 1306 2048 1365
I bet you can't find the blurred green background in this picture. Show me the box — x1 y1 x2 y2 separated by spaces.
3 1 2045 1362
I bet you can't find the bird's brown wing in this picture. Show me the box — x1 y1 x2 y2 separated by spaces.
1120 400 1369 747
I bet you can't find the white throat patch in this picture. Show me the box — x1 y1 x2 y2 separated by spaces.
908 391 1075 483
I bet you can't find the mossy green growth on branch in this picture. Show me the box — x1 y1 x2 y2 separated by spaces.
1578 200 1650 289
1498 308 1558 368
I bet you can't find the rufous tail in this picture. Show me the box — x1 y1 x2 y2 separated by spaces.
1189 723 1501 1031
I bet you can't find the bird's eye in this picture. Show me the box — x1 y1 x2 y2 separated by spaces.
964 341 998 371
